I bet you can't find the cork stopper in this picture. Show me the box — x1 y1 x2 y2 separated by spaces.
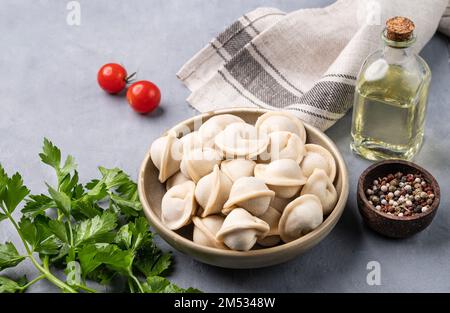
385 16 415 42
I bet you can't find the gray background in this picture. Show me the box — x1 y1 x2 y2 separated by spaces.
1 0 449 292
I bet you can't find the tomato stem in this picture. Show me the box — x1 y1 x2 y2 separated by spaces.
125 72 137 84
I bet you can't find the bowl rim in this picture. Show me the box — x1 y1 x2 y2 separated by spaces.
138 107 349 257
357 159 440 221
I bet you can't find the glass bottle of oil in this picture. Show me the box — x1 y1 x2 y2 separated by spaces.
351 17 431 161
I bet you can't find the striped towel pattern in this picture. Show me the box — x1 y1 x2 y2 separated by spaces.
178 0 449 131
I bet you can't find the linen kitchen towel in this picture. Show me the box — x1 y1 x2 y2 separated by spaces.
177 0 449 131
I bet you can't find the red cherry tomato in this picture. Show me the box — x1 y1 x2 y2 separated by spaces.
126 80 161 114
97 63 127 94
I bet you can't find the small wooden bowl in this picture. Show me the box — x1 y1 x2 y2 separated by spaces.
357 160 440 238
138 108 349 268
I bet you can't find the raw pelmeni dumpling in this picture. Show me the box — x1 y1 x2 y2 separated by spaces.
254 159 307 198
166 171 191 191
279 194 323 243
255 111 306 143
192 215 227 249
215 123 269 159
220 159 256 182
150 132 183 183
257 207 281 247
180 147 222 182
195 165 232 217
270 196 293 213
180 131 213 153
216 208 270 251
161 181 197 230
198 114 245 145
300 168 338 215
223 177 275 216
301 144 336 181
260 131 305 163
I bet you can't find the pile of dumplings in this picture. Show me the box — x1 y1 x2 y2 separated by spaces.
150 112 338 252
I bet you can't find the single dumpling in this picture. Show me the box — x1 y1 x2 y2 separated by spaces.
198 114 245 146
259 131 306 164
166 171 191 191
255 111 306 143
300 168 338 215
161 181 197 230
220 159 256 182
150 132 183 183
215 122 269 159
254 159 307 198
279 194 323 243
216 208 270 251
180 131 213 153
270 196 293 213
195 165 232 217
192 215 227 249
300 144 336 181
180 147 222 182
223 177 275 216
257 207 281 247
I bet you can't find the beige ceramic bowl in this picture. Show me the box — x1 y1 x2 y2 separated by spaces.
138 108 349 269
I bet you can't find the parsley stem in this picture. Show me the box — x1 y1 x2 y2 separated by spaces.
0 207 77 293
74 284 97 293
19 274 46 292
43 255 49 270
57 209 63 221
128 278 135 293
130 273 144 293
1 208 32 255
67 220 74 246
28 255 77 293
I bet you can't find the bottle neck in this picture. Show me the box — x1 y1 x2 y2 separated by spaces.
381 30 415 65
383 45 412 64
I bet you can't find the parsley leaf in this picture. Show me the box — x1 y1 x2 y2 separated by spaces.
47 185 71 216
0 164 8 200
74 211 117 246
18 217 37 248
2 173 29 214
19 216 62 255
48 220 69 243
50 243 70 263
78 244 134 277
114 224 133 250
60 155 77 180
39 138 61 169
0 276 28 293
71 199 102 220
96 167 142 218
0 242 25 271
142 276 200 293
85 266 116 285
83 181 108 202
110 194 142 218
22 194 54 219
134 242 172 277
115 217 152 251
98 167 131 190
39 138 77 187
59 170 79 194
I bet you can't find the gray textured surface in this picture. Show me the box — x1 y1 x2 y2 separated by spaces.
0 0 449 293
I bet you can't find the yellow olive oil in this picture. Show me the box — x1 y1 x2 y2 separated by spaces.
350 17 431 161
351 65 430 160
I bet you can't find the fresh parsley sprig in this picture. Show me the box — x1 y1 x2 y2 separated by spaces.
0 138 199 293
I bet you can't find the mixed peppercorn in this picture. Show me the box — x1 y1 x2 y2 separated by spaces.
365 172 434 216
